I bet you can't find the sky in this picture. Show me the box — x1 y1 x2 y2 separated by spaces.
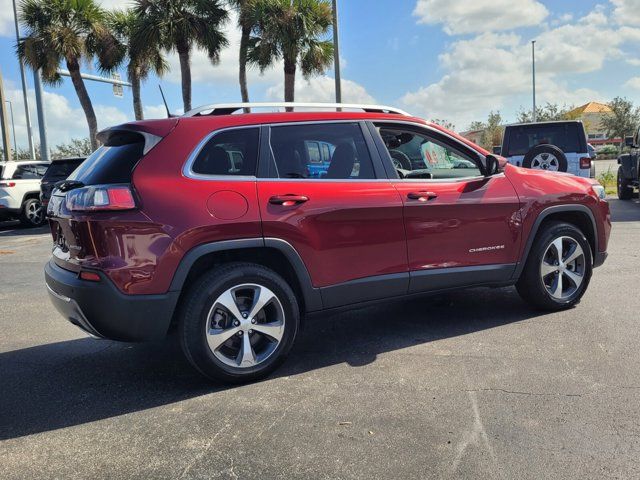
1 0 640 149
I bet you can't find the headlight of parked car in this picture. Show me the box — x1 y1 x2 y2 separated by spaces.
592 184 606 200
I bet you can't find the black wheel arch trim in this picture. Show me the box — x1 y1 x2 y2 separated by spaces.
168 237 323 312
512 204 600 280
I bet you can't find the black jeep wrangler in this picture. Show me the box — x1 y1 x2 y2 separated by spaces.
618 129 640 200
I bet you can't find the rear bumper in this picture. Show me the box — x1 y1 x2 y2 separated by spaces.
44 260 180 342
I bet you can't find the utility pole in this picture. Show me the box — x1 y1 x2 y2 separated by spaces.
33 69 49 162
6 101 17 154
332 0 342 104
0 69 12 162
532 40 537 123
12 0 36 159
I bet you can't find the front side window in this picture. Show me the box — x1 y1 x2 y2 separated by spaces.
377 126 482 180
268 123 375 180
192 128 259 176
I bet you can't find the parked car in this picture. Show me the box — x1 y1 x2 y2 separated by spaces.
40 157 85 209
44 103 611 383
617 132 640 200
497 121 592 177
0 160 49 227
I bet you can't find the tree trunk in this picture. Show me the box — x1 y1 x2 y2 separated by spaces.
131 70 144 121
239 22 251 112
177 44 192 113
284 56 296 111
67 58 98 150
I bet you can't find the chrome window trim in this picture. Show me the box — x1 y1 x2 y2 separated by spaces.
182 125 260 181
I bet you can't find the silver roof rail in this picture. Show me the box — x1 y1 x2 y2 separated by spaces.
182 102 411 117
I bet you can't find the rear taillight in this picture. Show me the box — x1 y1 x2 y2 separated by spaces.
65 184 137 212
0 182 16 187
580 157 591 169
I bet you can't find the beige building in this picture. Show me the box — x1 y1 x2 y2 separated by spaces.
565 102 613 144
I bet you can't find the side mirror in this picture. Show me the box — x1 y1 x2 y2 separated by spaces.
484 154 501 177
492 146 502 155
625 136 635 148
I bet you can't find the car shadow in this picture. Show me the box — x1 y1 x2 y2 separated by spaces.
0 223 50 236
0 287 546 440
608 198 640 222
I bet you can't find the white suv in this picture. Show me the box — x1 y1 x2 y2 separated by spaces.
0 161 49 227
497 121 592 178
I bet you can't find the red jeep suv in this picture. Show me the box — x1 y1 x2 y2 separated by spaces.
44 103 611 383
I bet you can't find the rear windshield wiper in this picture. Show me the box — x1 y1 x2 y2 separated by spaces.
55 180 85 192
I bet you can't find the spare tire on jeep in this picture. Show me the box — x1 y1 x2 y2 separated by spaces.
522 144 568 172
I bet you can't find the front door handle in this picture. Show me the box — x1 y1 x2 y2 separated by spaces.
407 191 438 202
269 195 309 206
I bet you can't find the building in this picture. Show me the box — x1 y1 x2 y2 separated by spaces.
565 102 616 145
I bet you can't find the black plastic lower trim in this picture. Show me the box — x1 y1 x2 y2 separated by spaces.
45 260 179 342
408 264 516 293
593 251 608 268
321 273 409 309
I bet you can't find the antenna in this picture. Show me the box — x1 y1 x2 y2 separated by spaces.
158 85 174 118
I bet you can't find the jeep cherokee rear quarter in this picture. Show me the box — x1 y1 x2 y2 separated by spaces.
44 103 610 383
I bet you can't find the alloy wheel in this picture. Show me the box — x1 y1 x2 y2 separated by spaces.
204 284 285 368
26 201 44 225
531 153 560 171
540 236 586 300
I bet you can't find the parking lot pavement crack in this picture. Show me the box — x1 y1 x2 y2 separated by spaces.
178 423 231 479
464 388 583 397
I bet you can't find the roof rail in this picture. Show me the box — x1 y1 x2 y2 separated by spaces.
182 102 411 117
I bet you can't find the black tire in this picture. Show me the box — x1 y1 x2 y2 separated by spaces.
516 222 592 311
617 166 633 200
179 262 300 384
389 150 412 170
19 198 45 227
522 145 568 172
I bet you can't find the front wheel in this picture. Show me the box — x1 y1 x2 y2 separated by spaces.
516 222 593 311
179 263 300 383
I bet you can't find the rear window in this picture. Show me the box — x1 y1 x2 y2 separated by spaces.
68 132 144 185
44 159 84 181
11 164 48 179
503 123 585 157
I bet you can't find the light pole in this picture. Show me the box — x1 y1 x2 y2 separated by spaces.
332 0 342 104
11 0 36 159
5 101 17 154
532 40 537 123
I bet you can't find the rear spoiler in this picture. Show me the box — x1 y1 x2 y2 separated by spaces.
97 119 179 155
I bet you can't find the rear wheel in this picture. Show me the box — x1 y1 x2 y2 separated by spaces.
20 198 45 227
618 166 633 200
179 263 300 383
516 222 592 311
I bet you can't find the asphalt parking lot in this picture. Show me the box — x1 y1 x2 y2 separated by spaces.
1 192 639 479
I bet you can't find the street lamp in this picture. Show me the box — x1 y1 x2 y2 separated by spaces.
332 0 342 104
5 101 17 154
532 40 537 123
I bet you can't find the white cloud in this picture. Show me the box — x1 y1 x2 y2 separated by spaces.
413 0 549 35
625 76 640 90
143 104 169 119
265 76 375 104
612 0 640 26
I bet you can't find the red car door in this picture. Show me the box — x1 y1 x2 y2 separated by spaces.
257 122 407 308
372 122 522 293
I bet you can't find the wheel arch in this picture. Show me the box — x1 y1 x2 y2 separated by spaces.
513 205 598 280
169 238 323 316
21 190 41 205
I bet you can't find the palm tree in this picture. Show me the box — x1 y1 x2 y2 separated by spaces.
228 0 254 106
17 0 119 150
247 0 334 103
107 9 168 120
134 0 229 113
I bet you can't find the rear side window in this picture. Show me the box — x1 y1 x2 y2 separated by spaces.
69 132 143 185
503 123 584 157
268 123 375 179
12 164 48 179
191 128 259 176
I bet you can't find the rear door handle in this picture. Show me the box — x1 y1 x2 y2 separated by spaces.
407 191 438 202
269 195 309 206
